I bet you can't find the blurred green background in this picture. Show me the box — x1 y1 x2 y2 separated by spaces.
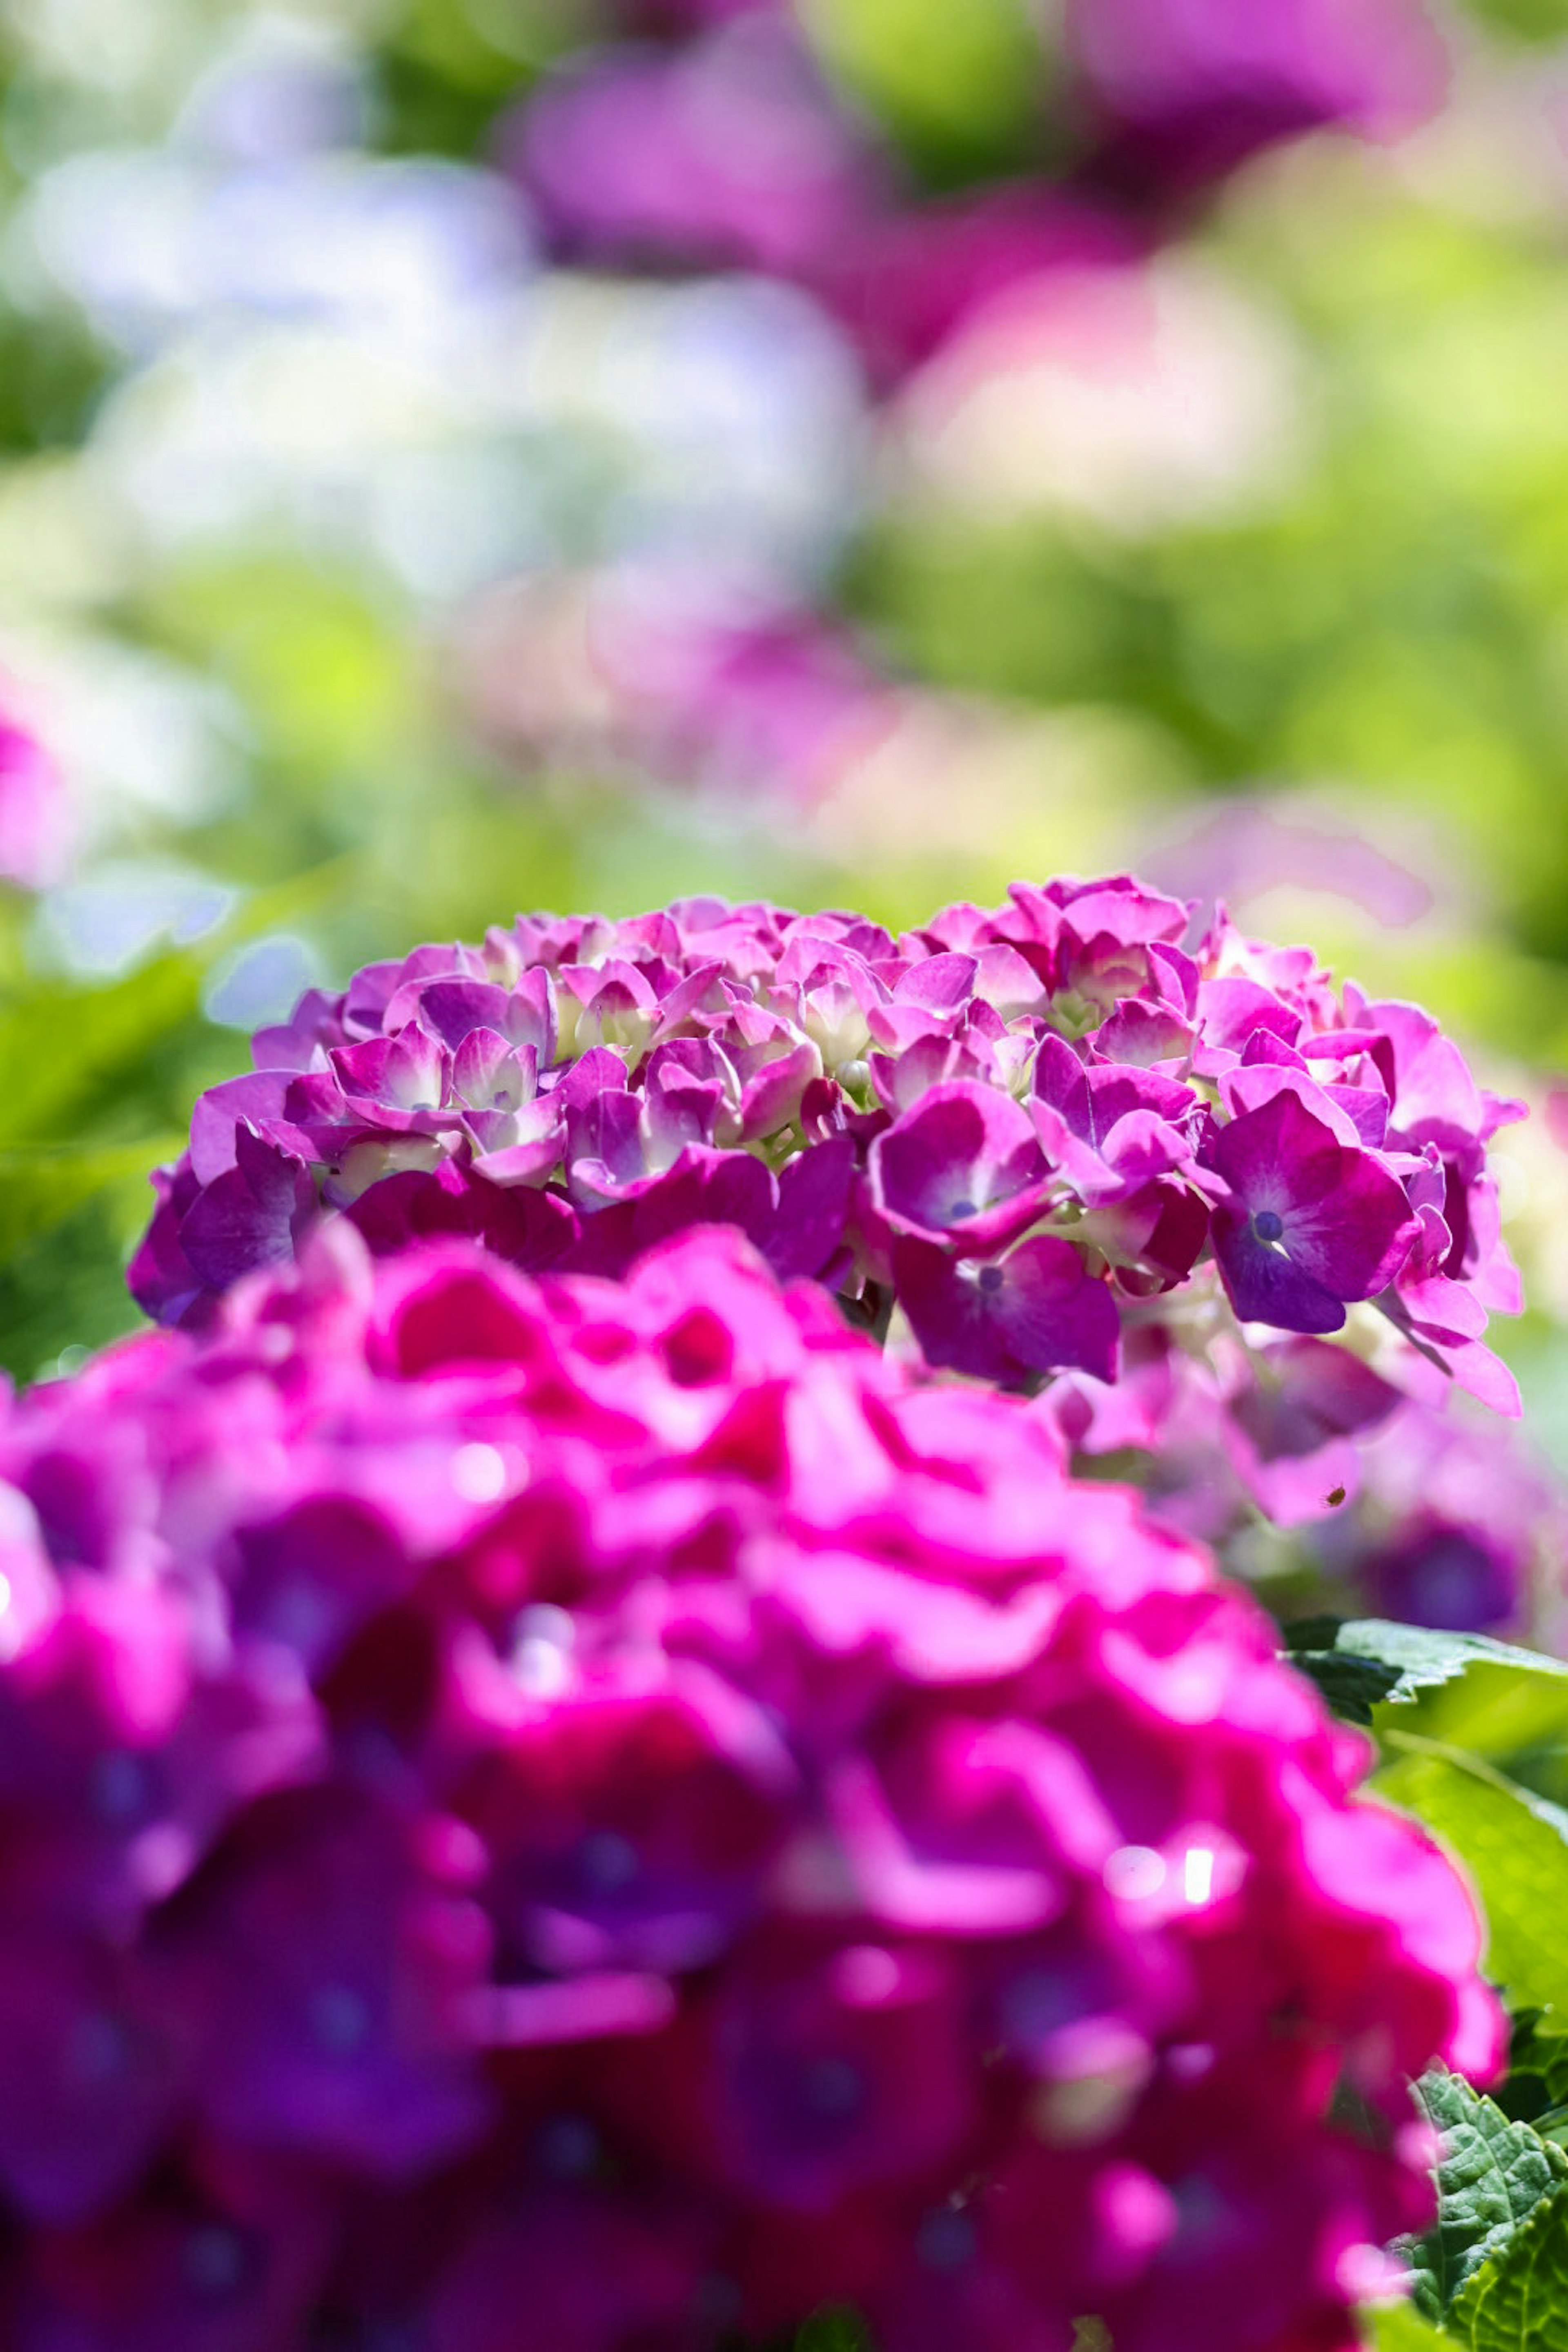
4 0 1568 1454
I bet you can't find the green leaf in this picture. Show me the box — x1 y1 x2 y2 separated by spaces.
1461 0 1568 45
793 2313 871 2352
801 0 1044 172
1408 2071 1568 2319
0 1141 178 1381
0 1142 180 1254
1448 2181 1568 2349
1284 1621 1568 1728
1284 1625 1406 1724
1376 1737 1568 2014
1506 2015 1568 2120
0 946 209 1149
1368 2303 1450 2349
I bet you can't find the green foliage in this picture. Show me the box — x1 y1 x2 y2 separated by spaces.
0 1159 166 1381
1377 1739 1568 2016
802 0 1049 178
1372 2307 1450 2349
1289 1628 1568 2346
1447 2186 1568 2349
1285 1622 1568 1729
1503 2017 1568 2135
1409 2072 1568 2320
1460 0 1568 39
793 2313 871 2352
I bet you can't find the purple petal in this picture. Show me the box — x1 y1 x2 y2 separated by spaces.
895 1235 1120 1384
766 1136 855 1281
1209 1202 1350 1336
178 1135 318 1291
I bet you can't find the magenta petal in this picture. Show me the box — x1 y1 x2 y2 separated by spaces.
0 1931 186 2223
1207 1089 1419 1326
895 1235 1120 1384
629 1144 777 1258
346 1164 579 1274
869 1081 1048 1250
189 1073 300 1185
768 1135 855 1281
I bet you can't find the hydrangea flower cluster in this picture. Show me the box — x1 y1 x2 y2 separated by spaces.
0 1225 1499 2350
1053 1339 1561 1637
462 567 898 813
508 0 1443 391
1064 0 1446 195
133 877 1525 1480
1268 1398 1562 1641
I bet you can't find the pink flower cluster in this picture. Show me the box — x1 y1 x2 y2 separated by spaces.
132 877 1525 1468
0 702 67 893
0 1226 1498 2350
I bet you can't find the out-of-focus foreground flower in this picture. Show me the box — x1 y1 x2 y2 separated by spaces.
0 1225 1498 2349
132 877 1525 1535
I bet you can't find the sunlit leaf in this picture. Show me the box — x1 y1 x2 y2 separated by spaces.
1376 1739 1568 2015
1408 2071 1568 2320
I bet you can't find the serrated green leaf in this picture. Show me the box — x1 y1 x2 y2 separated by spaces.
1285 1621 1568 1728
1376 1738 1568 2014
1408 2071 1568 2319
1448 2180 1568 2349
1288 1642 1407 1724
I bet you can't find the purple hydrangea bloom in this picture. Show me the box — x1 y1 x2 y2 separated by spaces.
132 876 1526 1529
1047 1328 1564 1642
609 0 785 29
506 17 887 281
548 569 900 808
814 186 1144 388
498 0 1445 393
1063 0 1447 195
1285 1397 1563 1640
0 1226 1499 2348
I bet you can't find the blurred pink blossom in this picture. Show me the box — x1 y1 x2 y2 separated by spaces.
0 702 69 894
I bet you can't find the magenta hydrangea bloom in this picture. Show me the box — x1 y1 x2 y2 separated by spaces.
0 1226 1500 2349
506 16 887 281
815 184 1144 388
0 704 68 893
611 0 783 30
1285 1398 1562 1640
132 876 1526 1490
1063 0 1446 194
1051 1336 1561 1637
